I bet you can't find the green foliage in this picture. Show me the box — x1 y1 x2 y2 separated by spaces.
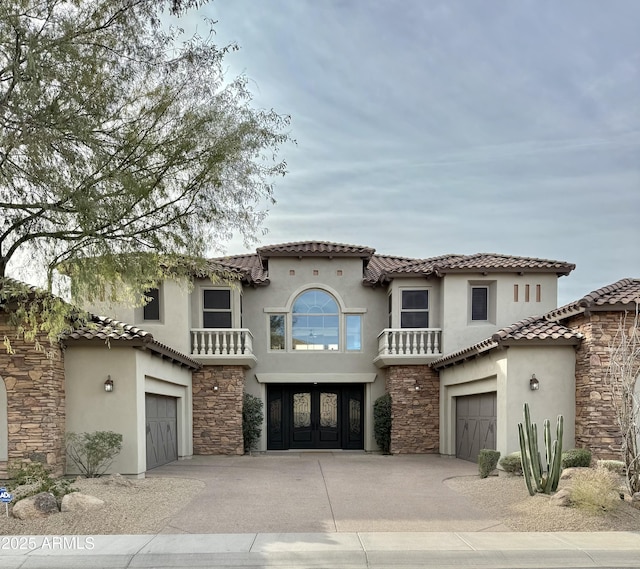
499 452 523 475
8 461 76 504
66 431 123 478
597 459 626 475
0 0 291 342
242 393 264 453
570 466 621 513
478 449 500 478
373 393 392 454
518 403 564 495
561 448 592 468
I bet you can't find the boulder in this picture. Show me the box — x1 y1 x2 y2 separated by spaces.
550 488 572 507
560 467 587 480
632 492 640 510
12 492 59 520
61 492 105 512
102 473 134 487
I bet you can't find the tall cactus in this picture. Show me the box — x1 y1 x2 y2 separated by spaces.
518 403 563 496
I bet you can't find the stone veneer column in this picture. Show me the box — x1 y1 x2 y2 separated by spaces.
572 311 630 460
0 315 66 477
385 365 439 454
192 365 245 455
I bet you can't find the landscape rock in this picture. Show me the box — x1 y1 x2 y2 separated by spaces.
632 492 640 510
550 488 572 507
101 473 135 487
560 467 587 480
12 492 59 520
61 492 105 512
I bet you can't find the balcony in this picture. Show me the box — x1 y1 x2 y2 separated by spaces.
373 328 443 368
190 328 257 368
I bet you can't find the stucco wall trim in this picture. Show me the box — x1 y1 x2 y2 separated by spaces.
255 373 377 384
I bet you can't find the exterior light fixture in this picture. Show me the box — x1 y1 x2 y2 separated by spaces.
529 374 540 391
213 384 219 392
104 375 114 393
415 385 421 391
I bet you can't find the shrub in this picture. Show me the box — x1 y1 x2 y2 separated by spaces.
243 393 264 452
8 461 76 504
570 466 621 513
373 393 392 454
66 431 123 477
478 449 501 478
562 448 592 468
500 452 523 475
597 460 626 475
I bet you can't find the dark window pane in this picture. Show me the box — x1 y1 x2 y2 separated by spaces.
472 287 488 320
143 288 160 320
203 312 232 328
402 290 428 309
270 315 285 350
401 312 429 328
204 289 230 310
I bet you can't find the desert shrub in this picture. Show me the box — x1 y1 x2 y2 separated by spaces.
570 466 621 513
8 461 76 504
478 449 501 478
243 393 264 452
500 451 523 475
66 431 123 477
562 448 592 468
596 459 625 475
373 393 392 454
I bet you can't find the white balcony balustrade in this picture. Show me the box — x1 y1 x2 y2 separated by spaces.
190 328 256 367
374 328 442 367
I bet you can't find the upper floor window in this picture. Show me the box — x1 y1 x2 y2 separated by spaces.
471 286 489 321
203 289 232 328
292 289 339 350
143 288 160 321
401 290 429 328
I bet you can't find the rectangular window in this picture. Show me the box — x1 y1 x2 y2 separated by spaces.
203 289 232 328
513 284 519 302
269 315 285 350
388 294 392 328
536 284 541 302
143 288 160 321
401 290 429 328
346 315 362 351
471 287 489 321
525 284 530 302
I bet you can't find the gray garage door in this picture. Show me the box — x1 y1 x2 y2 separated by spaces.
456 392 496 462
146 394 178 470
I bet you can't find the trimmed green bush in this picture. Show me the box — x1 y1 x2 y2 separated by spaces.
499 451 523 475
373 393 392 454
478 449 501 478
242 393 264 452
597 459 626 475
66 431 123 478
562 448 592 468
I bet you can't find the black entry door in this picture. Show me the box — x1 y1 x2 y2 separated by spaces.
267 384 364 450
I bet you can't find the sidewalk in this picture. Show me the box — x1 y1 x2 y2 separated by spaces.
1 532 639 568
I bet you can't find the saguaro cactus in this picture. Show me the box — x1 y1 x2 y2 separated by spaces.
517 403 563 496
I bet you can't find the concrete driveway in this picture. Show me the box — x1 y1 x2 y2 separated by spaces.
147 453 510 534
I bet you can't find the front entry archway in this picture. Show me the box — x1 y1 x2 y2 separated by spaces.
267 384 364 450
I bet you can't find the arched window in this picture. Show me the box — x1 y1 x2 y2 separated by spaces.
292 290 339 350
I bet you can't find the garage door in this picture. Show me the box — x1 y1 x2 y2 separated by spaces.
145 394 178 470
456 392 496 462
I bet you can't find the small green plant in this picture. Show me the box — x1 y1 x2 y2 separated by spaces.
499 452 523 475
373 393 392 454
66 431 123 477
478 449 500 478
8 461 76 504
242 393 264 452
597 459 626 475
561 448 592 468
570 466 621 513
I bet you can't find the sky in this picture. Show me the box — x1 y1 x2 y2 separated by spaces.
174 0 640 306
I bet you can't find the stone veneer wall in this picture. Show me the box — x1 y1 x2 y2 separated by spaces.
192 365 244 455
571 310 631 460
385 365 439 454
0 314 66 477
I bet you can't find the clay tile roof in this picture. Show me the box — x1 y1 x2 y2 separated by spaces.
256 241 376 258
431 253 575 276
432 315 582 368
64 316 201 369
211 254 268 285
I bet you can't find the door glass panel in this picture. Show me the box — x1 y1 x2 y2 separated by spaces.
349 397 361 437
269 398 282 439
293 393 311 428
319 392 338 428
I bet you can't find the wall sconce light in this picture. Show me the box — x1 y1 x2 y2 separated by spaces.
213 384 219 392
529 374 540 391
415 385 421 391
104 375 114 393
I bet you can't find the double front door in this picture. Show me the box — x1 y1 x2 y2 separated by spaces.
267 384 364 450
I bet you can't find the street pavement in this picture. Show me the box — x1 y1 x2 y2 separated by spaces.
1 454 639 568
